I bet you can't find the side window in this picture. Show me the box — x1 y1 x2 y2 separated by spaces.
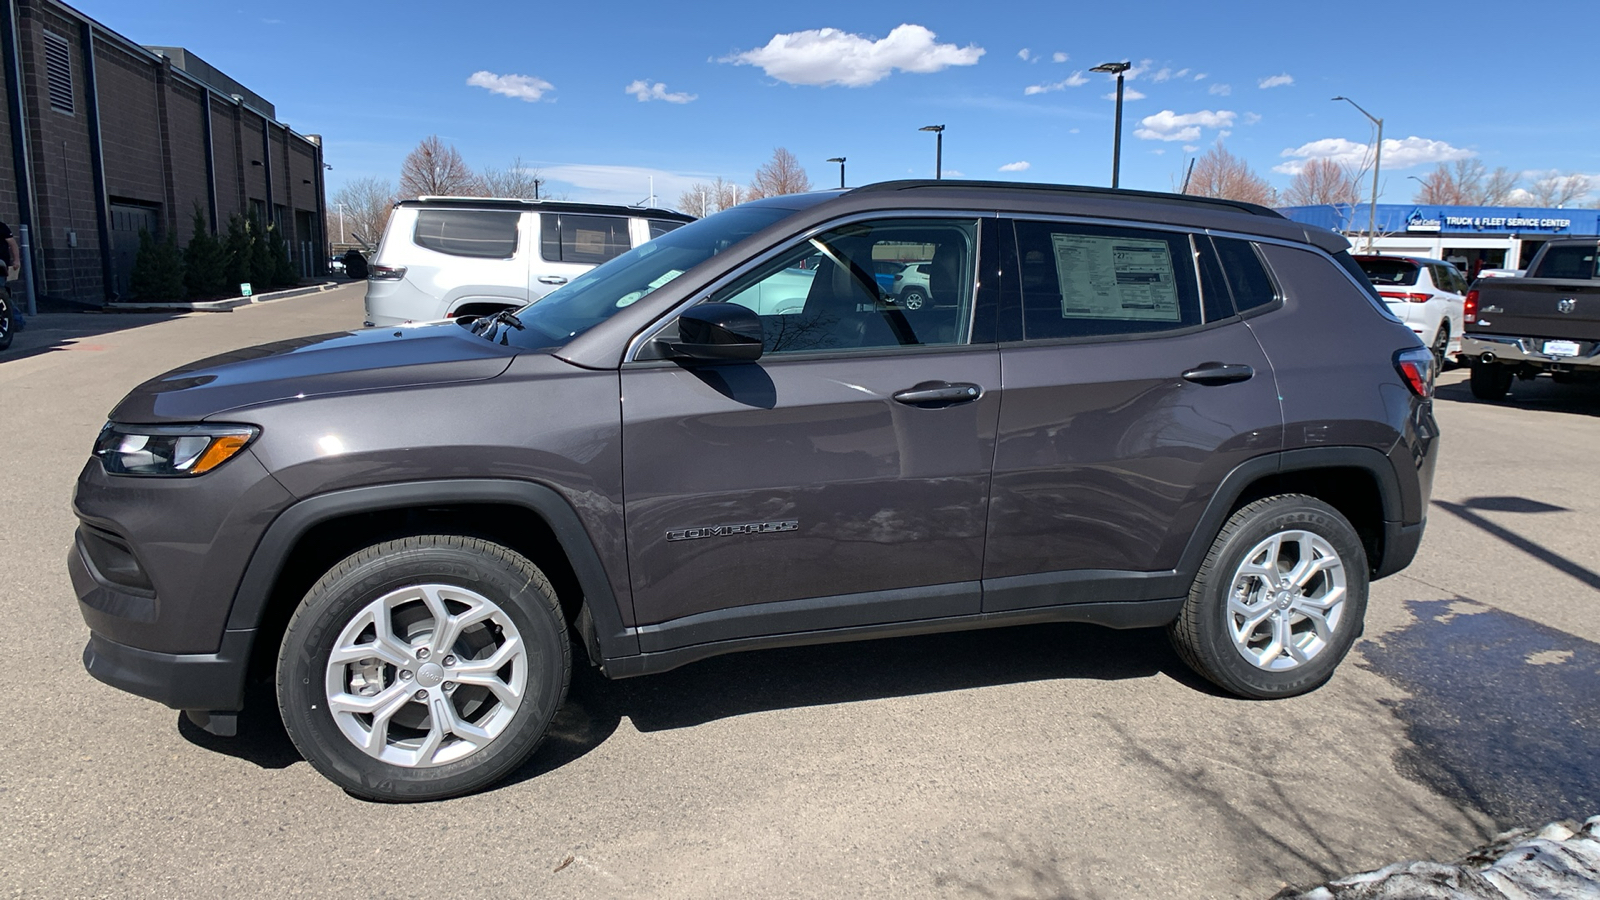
710 218 977 355
1213 237 1280 313
539 213 632 264
1194 236 1237 322
412 209 520 259
1015 220 1201 340
648 219 684 239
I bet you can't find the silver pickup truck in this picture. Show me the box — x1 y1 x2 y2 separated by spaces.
1462 238 1600 399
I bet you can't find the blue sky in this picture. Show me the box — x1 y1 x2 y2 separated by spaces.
78 0 1600 210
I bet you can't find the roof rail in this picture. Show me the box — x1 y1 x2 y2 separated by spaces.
846 180 1285 219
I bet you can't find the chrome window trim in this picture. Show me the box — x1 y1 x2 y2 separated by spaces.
622 209 993 364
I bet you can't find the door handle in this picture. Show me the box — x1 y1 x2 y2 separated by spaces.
892 381 984 406
1181 362 1255 385
538 275 569 285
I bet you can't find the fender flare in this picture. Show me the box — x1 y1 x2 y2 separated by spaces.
224 479 639 659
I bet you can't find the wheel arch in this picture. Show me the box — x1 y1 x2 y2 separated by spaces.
1183 448 1406 583
229 480 637 687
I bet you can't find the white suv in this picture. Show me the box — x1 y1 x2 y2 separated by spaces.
1355 255 1468 367
363 198 693 327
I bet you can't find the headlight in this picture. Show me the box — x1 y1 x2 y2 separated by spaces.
93 423 260 477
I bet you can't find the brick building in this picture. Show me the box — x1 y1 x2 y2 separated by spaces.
1 0 328 306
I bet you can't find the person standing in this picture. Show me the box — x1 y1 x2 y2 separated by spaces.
0 216 22 338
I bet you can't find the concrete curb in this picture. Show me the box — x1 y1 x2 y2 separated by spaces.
107 280 348 313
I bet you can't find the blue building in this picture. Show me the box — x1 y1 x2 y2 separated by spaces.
1278 203 1600 276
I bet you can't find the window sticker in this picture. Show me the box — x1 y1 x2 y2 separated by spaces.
1050 233 1180 321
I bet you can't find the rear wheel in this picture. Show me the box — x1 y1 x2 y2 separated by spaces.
0 288 13 351
899 288 926 310
1469 360 1513 400
1431 322 1450 372
1169 495 1368 699
277 535 570 801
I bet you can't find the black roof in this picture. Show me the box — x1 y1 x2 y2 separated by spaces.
849 180 1285 219
394 196 695 221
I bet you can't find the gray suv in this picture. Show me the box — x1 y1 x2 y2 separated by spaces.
71 182 1439 801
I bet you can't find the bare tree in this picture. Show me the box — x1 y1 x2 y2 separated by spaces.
1483 167 1519 205
1528 171 1591 207
328 176 396 249
1409 160 1518 205
479 157 545 199
676 176 741 216
1182 143 1276 206
399 135 482 198
1282 158 1361 206
747 148 812 200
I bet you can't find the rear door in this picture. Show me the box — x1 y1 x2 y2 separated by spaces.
532 212 632 299
982 220 1282 612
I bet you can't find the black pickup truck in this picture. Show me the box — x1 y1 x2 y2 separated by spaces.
1462 239 1600 399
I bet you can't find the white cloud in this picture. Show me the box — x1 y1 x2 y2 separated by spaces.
624 80 696 103
1123 59 1155 80
1243 112 1261 125
1052 51 1068 63
1150 67 1173 83
1134 108 1236 142
943 169 965 177
1018 48 1034 62
1104 88 1146 101
1194 72 1208 80
1208 83 1231 96
1259 73 1294 89
1174 68 1190 78
1024 71 1088 94
726 24 984 87
1152 148 1166 155
1274 136 1473 175
1182 144 1200 153
999 161 1031 172
467 71 554 102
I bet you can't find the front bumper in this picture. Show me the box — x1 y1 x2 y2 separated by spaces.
82 629 254 711
1461 334 1600 369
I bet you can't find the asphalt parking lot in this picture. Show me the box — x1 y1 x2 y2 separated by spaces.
2 283 1596 898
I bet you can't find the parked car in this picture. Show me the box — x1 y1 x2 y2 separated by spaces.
328 256 345 275
72 180 1437 801
892 261 933 308
1461 238 1600 399
1354 255 1468 368
362 197 694 327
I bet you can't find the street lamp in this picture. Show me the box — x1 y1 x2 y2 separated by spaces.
827 157 846 189
1091 61 1132 188
919 125 945 180
1333 95 1383 252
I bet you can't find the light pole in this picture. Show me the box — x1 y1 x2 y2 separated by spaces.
336 202 345 244
827 156 846 189
1333 95 1383 252
1091 61 1131 189
919 125 944 179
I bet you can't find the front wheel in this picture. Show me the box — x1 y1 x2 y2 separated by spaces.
899 288 926 310
277 535 570 801
1169 495 1368 699
1469 360 1513 400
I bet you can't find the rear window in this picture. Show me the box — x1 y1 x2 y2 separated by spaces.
541 213 632 265
648 219 684 240
1532 244 1599 280
412 209 520 259
1356 257 1420 286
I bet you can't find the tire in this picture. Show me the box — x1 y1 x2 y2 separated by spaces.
0 288 12 352
277 535 571 802
1469 361 1513 400
1168 495 1368 699
1430 322 1449 372
899 288 926 310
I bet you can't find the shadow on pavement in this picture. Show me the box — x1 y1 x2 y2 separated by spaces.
1362 598 1600 829
1434 496 1600 591
1434 371 1600 417
1 310 183 363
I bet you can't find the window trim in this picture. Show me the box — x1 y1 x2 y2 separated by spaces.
623 210 993 364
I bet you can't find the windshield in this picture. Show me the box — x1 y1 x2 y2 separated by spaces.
1357 257 1420 286
499 206 796 350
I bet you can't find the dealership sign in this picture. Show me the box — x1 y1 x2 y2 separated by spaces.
1442 215 1573 232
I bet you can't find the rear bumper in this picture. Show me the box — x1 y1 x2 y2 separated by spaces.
1461 334 1600 369
1376 519 1426 580
82 629 254 712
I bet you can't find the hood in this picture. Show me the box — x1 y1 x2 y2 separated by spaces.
110 322 521 423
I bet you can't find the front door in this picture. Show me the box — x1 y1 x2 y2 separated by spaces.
620 217 999 648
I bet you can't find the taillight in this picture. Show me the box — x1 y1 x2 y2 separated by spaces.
370 265 406 281
1394 347 1435 398
1464 289 1478 324
1378 290 1432 303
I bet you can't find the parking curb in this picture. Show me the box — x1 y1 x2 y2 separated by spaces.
107 281 347 313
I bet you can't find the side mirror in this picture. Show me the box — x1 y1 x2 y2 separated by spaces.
660 302 763 362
